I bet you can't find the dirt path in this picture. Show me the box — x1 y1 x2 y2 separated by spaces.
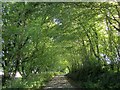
43 75 81 90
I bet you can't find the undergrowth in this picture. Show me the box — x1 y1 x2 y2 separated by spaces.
67 59 120 89
2 72 60 90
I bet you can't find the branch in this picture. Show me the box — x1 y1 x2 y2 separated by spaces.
107 8 120 24
111 14 120 24
106 15 120 32
109 21 120 32
22 37 29 47
21 46 39 64
18 36 29 50
115 5 120 18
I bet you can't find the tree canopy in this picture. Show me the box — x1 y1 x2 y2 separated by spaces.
1 2 120 89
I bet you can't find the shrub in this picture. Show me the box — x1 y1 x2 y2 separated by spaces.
3 72 55 89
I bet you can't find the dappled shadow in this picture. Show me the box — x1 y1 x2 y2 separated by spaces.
42 75 86 90
64 75 86 90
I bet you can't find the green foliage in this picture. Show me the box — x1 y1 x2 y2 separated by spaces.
79 72 120 89
68 58 120 89
2 2 120 89
3 72 55 89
